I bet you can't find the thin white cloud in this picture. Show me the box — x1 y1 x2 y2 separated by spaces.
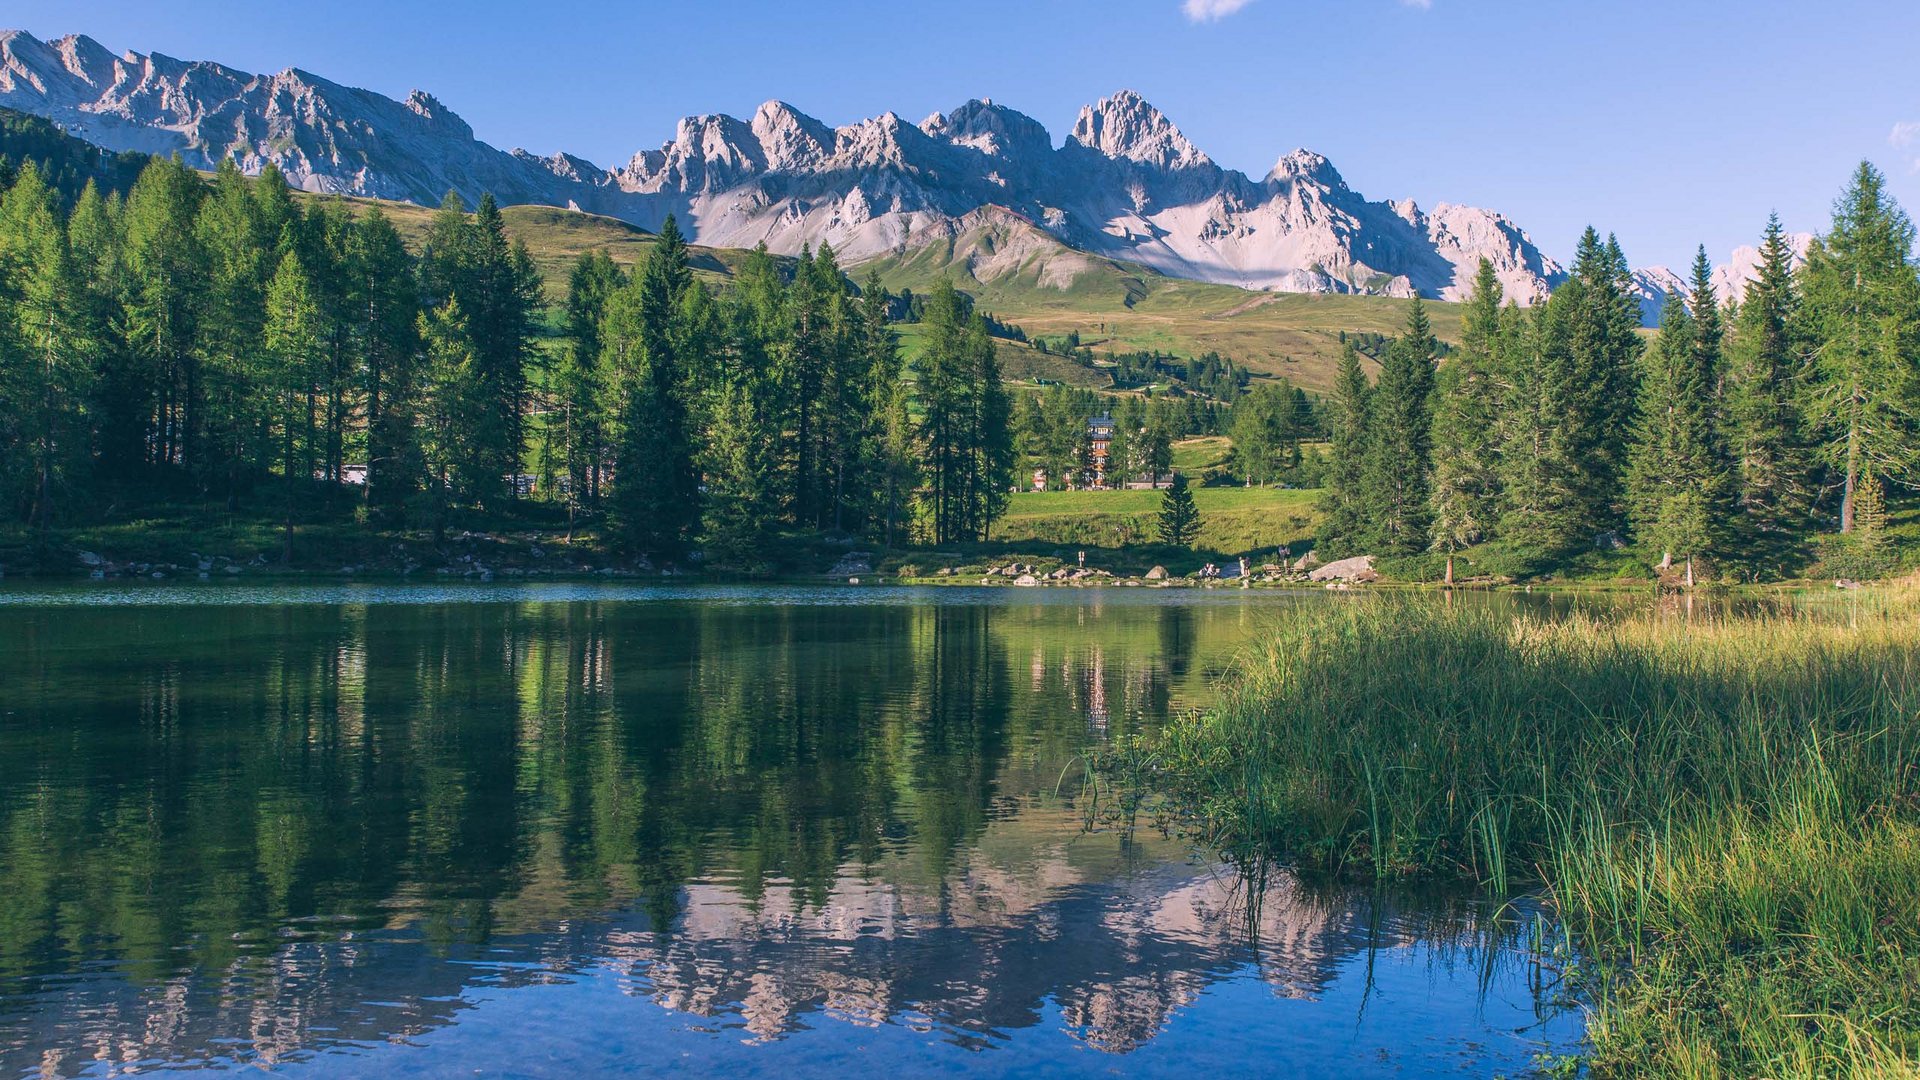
1893 120 1920 172
1402 0 1433 8
1182 0 1254 21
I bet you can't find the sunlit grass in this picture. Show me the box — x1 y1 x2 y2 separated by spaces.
1109 596 1920 1077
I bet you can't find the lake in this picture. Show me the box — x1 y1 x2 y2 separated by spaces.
0 584 1584 1077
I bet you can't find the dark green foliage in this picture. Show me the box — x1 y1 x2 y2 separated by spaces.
1359 299 1437 553
1156 472 1201 547
1626 285 1732 573
0 107 148 205
1722 215 1811 569
918 279 1014 544
1799 162 1920 535
1229 380 1305 485
1315 343 1372 555
606 214 701 559
1429 259 1506 556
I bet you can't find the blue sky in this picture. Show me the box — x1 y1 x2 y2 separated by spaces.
14 0 1920 269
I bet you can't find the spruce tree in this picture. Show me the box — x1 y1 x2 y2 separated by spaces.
1626 293 1731 583
607 215 700 559
1156 471 1201 548
1430 259 1506 571
700 310 783 571
1317 343 1372 555
1799 162 1920 534
1359 298 1438 553
1723 214 1811 566
1497 301 1584 556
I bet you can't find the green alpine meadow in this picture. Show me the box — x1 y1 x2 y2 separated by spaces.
1 5 1918 1078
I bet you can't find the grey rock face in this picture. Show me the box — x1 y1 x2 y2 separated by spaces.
3 28 1573 303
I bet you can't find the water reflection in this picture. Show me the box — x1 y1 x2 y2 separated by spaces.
0 592 1580 1077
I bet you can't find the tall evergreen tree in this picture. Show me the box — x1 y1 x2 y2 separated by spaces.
1626 293 1732 583
1156 472 1201 548
1799 161 1920 533
1723 215 1811 564
344 206 420 518
195 159 276 497
0 163 94 528
413 299 483 540
700 302 783 571
118 157 204 473
1359 298 1438 553
607 214 700 559
550 251 623 524
1430 259 1506 573
1497 301 1585 555
1317 343 1373 555
856 270 916 545
263 246 321 560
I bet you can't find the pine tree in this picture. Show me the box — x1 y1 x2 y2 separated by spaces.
607 215 700 559
1561 228 1645 542
413 299 483 541
1359 298 1437 553
462 194 541 505
69 182 137 487
119 157 204 473
263 246 321 560
1141 402 1174 489
1430 259 1506 571
1723 215 1811 566
345 206 421 519
1626 293 1731 583
1156 471 1201 548
1799 162 1920 534
700 311 783 571
0 162 94 528
551 251 623 526
856 270 916 545
1317 343 1372 555
1497 301 1584 556
195 159 276 496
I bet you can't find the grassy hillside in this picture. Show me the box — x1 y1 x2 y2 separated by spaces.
297 195 762 304
296 192 1452 392
996 486 1320 556
856 207 1460 392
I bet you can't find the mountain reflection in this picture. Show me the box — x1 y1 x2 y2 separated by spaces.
0 595 1566 1076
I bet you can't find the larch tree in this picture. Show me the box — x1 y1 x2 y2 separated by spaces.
1799 161 1920 534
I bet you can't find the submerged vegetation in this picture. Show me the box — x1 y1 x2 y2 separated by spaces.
1106 595 1920 1076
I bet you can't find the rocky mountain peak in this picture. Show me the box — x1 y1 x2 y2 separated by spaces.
403 89 472 138
1267 149 1345 191
751 99 832 169
1070 89 1209 171
922 98 1053 163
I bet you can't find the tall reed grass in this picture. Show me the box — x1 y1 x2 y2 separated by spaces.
1115 597 1920 1077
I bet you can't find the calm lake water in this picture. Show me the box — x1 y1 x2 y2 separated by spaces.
0 584 1584 1078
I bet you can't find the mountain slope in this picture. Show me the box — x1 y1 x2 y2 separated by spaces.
0 29 1564 307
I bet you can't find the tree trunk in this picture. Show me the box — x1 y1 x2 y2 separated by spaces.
1444 554 1454 586
1685 554 1695 590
